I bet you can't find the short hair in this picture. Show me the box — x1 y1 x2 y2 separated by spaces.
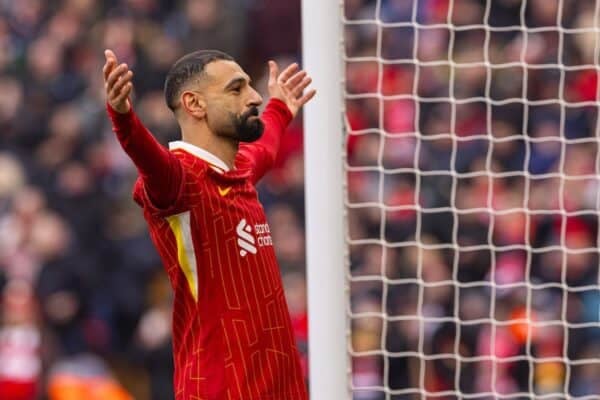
164 50 234 111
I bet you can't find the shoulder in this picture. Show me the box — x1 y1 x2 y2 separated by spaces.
132 152 211 218
234 150 254 171
171 149 210 178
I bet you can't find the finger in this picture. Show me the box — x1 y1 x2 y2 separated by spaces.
103 50 117 80
106 63 129 90
296 89 317 107
113 82 133 105
104 49 117 63
291 76 312 98
108 81 133 102
268 60 279 87
103 59 116 82
284 71 307 89
109 70 133 98
278 63 299 84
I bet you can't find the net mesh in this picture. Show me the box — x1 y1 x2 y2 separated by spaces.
343 0 600 398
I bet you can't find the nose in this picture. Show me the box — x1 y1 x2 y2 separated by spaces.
248 86 263 108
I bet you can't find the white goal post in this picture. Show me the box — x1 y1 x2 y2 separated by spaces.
302 0 349 399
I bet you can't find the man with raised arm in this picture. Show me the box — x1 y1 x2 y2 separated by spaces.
103 48 315 400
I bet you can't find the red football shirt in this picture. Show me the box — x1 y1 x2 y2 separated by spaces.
108 99 307 400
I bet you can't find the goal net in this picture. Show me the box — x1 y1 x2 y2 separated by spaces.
343 0 600 398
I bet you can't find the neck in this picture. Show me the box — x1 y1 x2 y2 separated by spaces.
180 122 238 170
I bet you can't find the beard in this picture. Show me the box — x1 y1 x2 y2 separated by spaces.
233 107 264 143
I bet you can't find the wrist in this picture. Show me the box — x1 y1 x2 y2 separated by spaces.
267 98 294 121
106 102 136 133
107 99 131 114
107 101 132 115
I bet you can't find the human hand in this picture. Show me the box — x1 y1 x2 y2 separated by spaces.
267 61 316 118
103 49 134 114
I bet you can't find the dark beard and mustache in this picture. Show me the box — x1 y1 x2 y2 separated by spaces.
233 106 264 142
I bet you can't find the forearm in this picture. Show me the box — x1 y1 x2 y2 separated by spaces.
256 98 293 164
237 98 293 182
107 104 181 208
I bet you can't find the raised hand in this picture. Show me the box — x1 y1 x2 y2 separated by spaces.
267 61 316 118
103 49 134 114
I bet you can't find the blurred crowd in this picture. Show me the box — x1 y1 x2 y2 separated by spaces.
0 0 305 399
346 0 600 398
0 0 599 399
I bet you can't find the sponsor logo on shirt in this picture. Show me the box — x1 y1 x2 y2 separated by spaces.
236 218 273 257
236 219 256 256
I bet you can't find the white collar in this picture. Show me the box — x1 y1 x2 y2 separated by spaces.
168 141 230 172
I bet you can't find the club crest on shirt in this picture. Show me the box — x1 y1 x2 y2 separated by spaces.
236 218 273 257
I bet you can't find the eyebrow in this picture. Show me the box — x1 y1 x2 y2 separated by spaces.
224 76 250 91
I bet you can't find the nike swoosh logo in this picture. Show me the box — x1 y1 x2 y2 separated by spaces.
218 186 232 197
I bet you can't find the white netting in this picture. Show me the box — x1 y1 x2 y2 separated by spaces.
343 0 600 399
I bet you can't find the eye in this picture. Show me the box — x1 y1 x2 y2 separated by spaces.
231 86 241 94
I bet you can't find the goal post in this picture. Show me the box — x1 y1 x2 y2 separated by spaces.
302 1 349 400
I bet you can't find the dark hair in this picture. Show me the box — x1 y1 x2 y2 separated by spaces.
164 50 234 111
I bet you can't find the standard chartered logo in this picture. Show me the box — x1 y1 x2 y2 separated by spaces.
236 219 257 257
236 218 273 257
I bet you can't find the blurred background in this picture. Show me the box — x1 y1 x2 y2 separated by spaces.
0 0 599 399
346 0 600 398
0 0 305 399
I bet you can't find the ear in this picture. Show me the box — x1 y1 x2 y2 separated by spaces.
181 91 207 119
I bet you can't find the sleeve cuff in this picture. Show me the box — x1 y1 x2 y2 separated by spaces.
106 103 138 140
106 102 135 125
265 98 293 125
